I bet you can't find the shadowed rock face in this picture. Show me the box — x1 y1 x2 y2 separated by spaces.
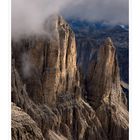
12 15 79 107
87 38 121 109
12 16 128 140
67 19 129 83
86 38 128 140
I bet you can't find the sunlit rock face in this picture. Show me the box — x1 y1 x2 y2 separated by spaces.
12 15 80 106
12 15 128 140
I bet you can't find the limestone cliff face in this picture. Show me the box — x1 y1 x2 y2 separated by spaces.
12 15 79 106
12 58 107 140
87 38 122 108
86 37 128 140
12 16 128 140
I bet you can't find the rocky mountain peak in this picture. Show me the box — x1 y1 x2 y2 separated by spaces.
12 15 79 106
87 37 122 109
85 37 128 140
12 16 128 140
44 15 73 41
104 37 113 46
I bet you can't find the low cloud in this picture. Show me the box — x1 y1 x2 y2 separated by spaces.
12 0 128 37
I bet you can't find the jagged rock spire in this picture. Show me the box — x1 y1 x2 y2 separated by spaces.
12 17 128 140
87 37 120 108
86 37 128 140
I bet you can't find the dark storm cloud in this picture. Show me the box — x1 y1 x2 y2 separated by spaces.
12 0 128 37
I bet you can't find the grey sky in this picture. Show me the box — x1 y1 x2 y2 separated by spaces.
12 0 128 37
61 0 128 24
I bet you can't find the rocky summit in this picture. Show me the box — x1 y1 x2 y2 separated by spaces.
12 15 129 140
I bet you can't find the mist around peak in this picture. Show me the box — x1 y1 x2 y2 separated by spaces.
12 0 128 38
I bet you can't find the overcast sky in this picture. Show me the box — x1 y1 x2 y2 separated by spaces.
61 0 128 24
12 0 128 37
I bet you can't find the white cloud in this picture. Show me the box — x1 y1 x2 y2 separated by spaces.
12 0 128 37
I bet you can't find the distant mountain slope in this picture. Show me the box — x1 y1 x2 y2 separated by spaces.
67 18 129 83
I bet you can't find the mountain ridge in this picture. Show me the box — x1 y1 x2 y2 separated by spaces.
12 15 128 140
